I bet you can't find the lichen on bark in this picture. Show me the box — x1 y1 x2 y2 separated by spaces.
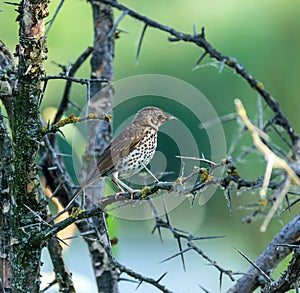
9 1 50 292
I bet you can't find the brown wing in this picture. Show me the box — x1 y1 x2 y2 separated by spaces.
98 124 146 174
79 124 146 189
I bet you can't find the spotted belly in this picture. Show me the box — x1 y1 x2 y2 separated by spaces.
116 130 157 178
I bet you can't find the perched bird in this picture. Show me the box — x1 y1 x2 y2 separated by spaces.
65 106 176 211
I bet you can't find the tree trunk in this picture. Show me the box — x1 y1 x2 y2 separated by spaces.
9 1 49 291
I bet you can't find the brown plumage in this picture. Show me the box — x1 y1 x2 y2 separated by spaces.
65 106 176 210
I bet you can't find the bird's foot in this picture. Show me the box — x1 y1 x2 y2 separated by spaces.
128 188 141 201
114 189 140 201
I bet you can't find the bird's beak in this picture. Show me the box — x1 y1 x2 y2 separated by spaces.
167 115 177 121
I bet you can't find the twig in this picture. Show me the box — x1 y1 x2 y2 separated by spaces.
117 263 172 293
45 0 65 36
53 47 93 123
150 197 232 280
261 154 275 198
235 99 300 196
227 126 247 156
42 75 108 84
142 162 160 183
260 177 291 232
269 122 292 149
199 113 236 129
257 95 263 130
42 113 111 136
176 154 227 173
235 145 256 162
47 237 75 292
234 247 271 283
136 24 148 64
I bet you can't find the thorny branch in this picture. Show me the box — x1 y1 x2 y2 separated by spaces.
262 245 300 293
151 197 235 283
42 75 108 85
37 141 300 292
34 181 236 291
116 263 171 293
234 99 300 231
227 214 300 293
71 210 174 293
50 46 93 124
235 99 300 190
40 99 299 290
98 0 299 151
34 153 274 290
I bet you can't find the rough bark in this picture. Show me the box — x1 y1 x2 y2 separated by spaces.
78 1 117 291
0 109 13 292
227 214 300 293
9 1 49 291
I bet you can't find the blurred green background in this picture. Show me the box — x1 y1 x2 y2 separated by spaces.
1 0 300 292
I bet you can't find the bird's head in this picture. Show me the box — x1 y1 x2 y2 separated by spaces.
135 106 176 130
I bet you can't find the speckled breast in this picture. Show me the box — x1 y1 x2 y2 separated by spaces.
116 128 158 178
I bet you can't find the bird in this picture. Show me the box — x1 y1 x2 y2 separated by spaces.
64 106 176 212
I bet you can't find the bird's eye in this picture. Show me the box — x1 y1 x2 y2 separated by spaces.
157 114 163 120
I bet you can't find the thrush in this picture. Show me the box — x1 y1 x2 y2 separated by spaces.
65 106 176 211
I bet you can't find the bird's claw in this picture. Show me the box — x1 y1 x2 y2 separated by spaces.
114 189 140 201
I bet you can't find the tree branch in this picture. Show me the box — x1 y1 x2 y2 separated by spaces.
77 1 117 291
98 0 299 149
262 246 300 293
47 237 75 292
227 214 300 293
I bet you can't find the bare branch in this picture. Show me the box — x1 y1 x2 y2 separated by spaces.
260 177 291 232
42 74 108 84
47 237 75 292
52 47 94 123
82 1 116 291
116 263 172 293
45 0 65 36
99 0 299 148
235 99 300 190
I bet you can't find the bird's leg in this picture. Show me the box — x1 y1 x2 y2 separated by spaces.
111 172 140 200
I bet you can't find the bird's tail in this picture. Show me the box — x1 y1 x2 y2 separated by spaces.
65 164 103 210
49 165 102 222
